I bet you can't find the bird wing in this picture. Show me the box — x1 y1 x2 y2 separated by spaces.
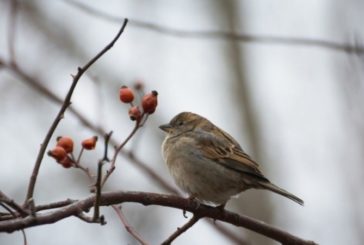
192 128 269 181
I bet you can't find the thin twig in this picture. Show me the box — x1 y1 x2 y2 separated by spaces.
0 191 28 217
161 215 200 245
0 203 27 245
64 0 364 55
75 147 84 164
92 132 115 221
0 191 317 245
35 199 76 211
93 160 103 221
101 120 142 187
21 229 27 245
112 205 150 245
102 131 113 161
23 19 129 206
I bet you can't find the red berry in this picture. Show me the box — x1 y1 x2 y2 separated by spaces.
141 90 158 114
119 86 134 103
56 136 74 153
82 136 98 150
128 106 142 121
48 146 67 162
59 156 73 168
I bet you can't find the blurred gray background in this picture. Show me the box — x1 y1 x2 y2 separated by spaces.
1 0 363 244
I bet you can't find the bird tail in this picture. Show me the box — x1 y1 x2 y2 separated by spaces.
258 181 304 206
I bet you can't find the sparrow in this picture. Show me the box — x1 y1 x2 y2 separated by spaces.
160 112 303 206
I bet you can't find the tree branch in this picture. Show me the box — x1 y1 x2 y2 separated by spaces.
0 202 27 245
0 191 317 245
0 191 28 217
23 19 129 205
64 0 364 55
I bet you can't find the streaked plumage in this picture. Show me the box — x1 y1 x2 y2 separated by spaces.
160 112 303 206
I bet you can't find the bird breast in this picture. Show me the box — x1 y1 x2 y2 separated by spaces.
161 135 244 204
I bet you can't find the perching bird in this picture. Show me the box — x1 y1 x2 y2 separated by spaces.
160 112 303 206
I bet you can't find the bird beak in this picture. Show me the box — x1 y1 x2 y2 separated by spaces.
159 123 172 133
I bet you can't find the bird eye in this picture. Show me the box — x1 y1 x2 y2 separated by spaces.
177 121 184 126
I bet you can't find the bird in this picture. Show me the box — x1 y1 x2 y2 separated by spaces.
159 112 304 206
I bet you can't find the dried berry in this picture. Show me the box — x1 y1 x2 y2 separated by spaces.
119 86 134 103
141 90 158 114
82 136 98 150
48 146 67 162
56 136 74 153
128 106 142 121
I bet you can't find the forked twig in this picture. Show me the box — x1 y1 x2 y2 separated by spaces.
0 202 27 245
23 19 129 206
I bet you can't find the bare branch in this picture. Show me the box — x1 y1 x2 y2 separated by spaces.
64 0 364 55
93 160 103 221
112 205 150 245
161 215 200 245
23 19 129 206
21 228 27 245
0 202 27 245
35 199 76 212
0 191 28 217
102 131 113 162
0 191 317 245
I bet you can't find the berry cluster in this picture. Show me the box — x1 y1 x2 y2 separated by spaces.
48 81 158 170
119 85 158 122
48 136 97 168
